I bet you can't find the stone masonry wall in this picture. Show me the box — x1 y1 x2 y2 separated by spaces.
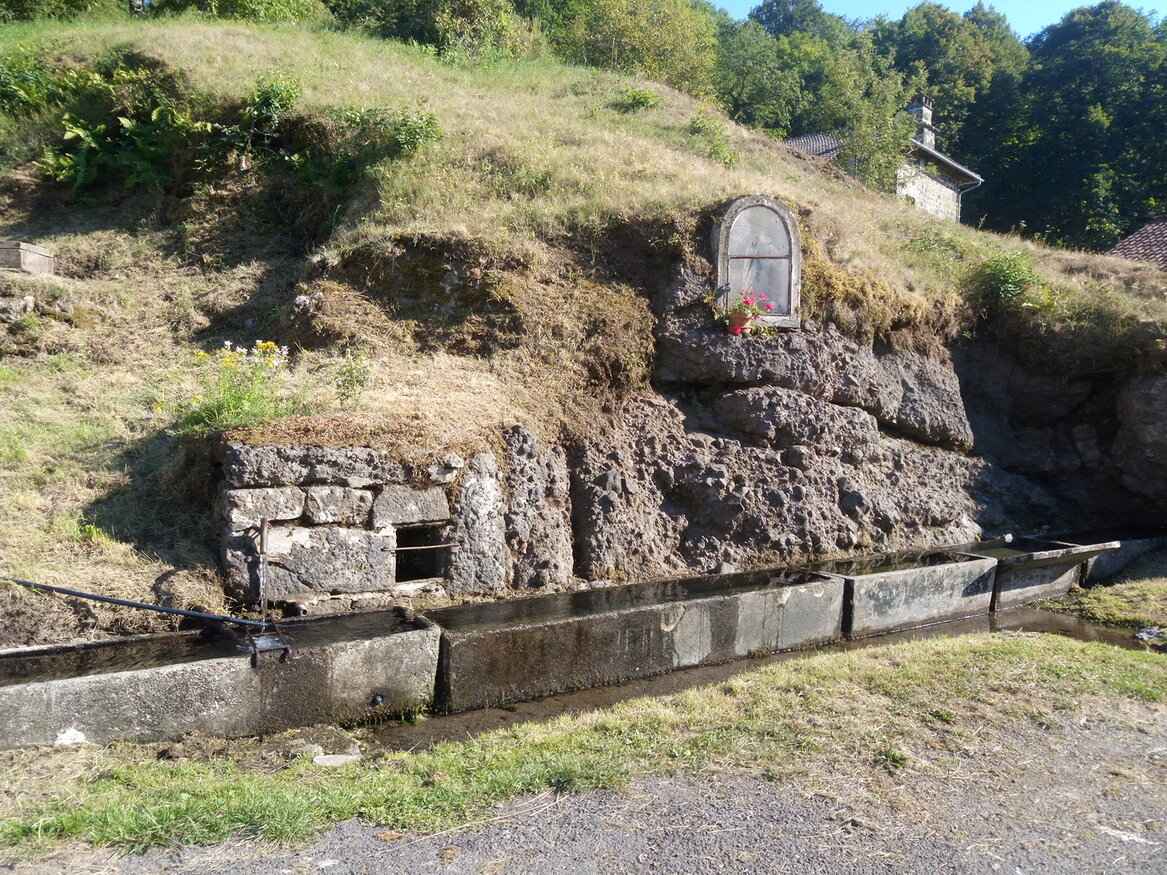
220 444 456 606
895 164 960 223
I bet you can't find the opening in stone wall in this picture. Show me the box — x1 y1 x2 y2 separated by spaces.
396 524 451 582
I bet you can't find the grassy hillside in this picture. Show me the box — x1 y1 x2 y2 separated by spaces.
1 17 1165 644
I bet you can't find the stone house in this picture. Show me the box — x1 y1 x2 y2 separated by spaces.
1108 217 1167 270
785 97 983 223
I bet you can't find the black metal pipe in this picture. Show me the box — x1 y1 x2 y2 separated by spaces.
0 576 271 630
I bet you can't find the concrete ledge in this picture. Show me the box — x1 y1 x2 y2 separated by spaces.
829 553 997 639
0 611 439 750
428 570 843 712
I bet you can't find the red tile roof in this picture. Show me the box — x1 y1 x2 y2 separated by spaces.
1109 218 1167 270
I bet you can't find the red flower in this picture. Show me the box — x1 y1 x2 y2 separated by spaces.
729 325 744 336
741 296 754 306
764 302 774 311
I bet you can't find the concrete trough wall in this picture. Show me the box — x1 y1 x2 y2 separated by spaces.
429 570 844 712
0 615 439 750
985 539 1119 610
837 553 997 639
1083 536 1167 584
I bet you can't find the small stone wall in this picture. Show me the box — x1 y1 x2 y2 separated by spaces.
220 443 458 606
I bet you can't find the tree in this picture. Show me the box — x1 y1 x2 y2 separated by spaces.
749 0 851 45
549 0 720 96
714 20 802 133
985 1 1167 248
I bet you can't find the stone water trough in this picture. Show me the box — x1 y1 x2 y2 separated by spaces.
971 537 1121 611
0 609 438 748
0 533 1133 749
428 568 843 712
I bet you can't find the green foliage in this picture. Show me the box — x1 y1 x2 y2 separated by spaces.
0 0 105 22
150 0 328 22
687 112 736 167
972 250 1039 314
36 61 213 191
175 340 304 435
609 85 659 113
714 20 801 134
833 44 921 191
0 47 73 116
434 0 534 62
333 348 371 405
547 0 720 96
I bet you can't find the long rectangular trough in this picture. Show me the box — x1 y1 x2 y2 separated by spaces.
427 568 844 712
0 609 439 750
810 551 998 639
970 537 1120 610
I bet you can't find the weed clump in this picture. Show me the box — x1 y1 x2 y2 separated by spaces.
687 112 736 167
610 86 659 114
174 340 305 436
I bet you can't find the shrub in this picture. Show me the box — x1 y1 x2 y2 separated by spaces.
973 250 1040 315
175 340 304 435
0 0 104 22
150 0 328 22
610 86 659 113
687 113 736 167
0 48 74 116
435 0 531 61
37 63 213 191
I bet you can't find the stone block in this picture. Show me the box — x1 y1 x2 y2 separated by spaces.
371 485 450 528
0 611 439 749
304 486 374 526
222 443 405 488
834 553 997 639
222 487 305 530
0 241 54 276
993 563 1081 610
428 569 843 712
225 525 396 602
446 453 510 594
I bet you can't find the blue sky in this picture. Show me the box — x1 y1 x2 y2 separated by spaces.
718 0 1164 39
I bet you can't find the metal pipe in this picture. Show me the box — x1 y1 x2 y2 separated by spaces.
0 575 270 629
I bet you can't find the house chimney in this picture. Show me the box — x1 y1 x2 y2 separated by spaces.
908 96 936 149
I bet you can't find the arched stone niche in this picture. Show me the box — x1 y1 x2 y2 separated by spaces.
713 195 801 330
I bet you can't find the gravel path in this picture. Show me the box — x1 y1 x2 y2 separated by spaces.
16 701 1167 875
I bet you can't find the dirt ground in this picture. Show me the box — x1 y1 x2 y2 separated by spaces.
11 698 1166 874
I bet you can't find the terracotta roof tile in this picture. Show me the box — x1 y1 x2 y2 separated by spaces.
1109 219 1167 270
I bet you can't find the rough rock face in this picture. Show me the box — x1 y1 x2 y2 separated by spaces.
1115 375 1167 501
503 426 573 588
654 275 974 452
221 444 405 488
570 394 990 581
447 453 510 594
215 257 1167 606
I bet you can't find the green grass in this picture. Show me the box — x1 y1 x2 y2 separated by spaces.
1044 551 1167 629
1 633 1164 854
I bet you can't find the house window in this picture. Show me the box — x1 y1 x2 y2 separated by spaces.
714 195 802 330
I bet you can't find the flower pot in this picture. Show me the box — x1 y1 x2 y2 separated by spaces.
728 311 754 334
